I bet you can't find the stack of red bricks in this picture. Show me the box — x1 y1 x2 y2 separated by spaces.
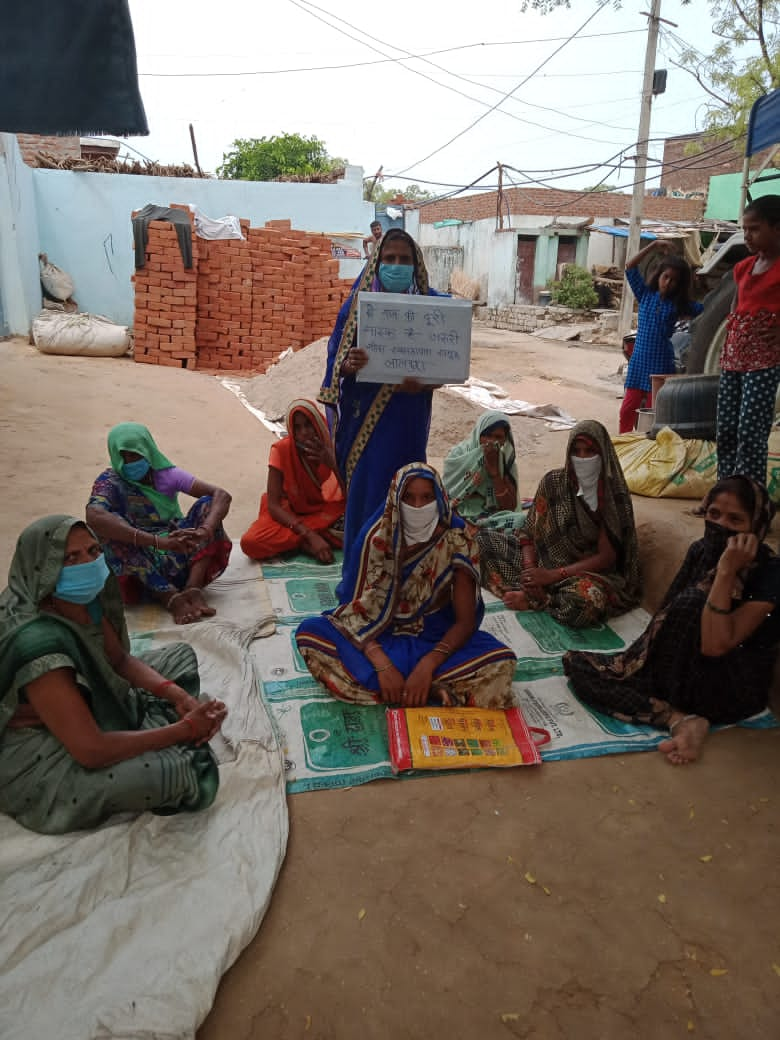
132 211 354 373
132 209 199 369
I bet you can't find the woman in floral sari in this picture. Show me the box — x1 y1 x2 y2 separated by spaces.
478 420 640 628
240 399 344 563
86 423 232 624
295 463 516 708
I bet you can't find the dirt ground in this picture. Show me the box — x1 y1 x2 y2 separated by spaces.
1 331 778 1039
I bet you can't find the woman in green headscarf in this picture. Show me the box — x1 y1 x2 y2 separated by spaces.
86 423 232 624
0 515 225 834
442 411 525 532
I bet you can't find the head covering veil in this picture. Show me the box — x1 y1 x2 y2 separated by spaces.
107 422 182 522
0 515 130 732
330 462 478 646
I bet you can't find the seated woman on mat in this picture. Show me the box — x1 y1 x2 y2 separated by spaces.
478 419 640 628
295 463 517 708
443 411 526 532
564 476 779 765
86 423 232 625
0 515 226 834
240 399 345 564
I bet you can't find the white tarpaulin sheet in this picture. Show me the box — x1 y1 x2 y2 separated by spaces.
0 622 288 1040
443 377 577 430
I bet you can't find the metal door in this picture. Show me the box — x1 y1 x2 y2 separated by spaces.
515 235 536 303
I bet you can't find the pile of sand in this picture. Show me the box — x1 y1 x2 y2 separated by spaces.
235 338 540 460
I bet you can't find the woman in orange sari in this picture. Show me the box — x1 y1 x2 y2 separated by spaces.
240 399 345 563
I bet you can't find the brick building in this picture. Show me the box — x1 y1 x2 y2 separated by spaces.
409 185 705 308
15 133 80 165
417 185 704 225
660 131 775 196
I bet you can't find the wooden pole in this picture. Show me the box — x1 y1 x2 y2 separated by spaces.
618 0 662 340
188 123 203 177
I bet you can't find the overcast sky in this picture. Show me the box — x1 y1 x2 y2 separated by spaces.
128 0 729 196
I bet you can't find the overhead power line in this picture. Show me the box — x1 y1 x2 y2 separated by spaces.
388 0 613 177
282 0 637 145
138 31 644 77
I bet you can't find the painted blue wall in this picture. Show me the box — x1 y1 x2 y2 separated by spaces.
0 134 42 333
32 165 374 326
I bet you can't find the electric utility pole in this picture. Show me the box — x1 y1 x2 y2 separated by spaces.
618 0 662 340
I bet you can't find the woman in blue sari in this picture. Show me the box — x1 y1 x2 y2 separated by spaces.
318 229 443 560
295 464 516 708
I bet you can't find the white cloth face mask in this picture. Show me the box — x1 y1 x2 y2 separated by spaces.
571 454 602 510
400 499 440 544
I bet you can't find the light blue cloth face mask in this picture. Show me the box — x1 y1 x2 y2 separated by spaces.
378 263 414 293
54 554 110 604
122 458 151 481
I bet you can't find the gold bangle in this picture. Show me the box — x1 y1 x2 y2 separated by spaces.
374 663 393 673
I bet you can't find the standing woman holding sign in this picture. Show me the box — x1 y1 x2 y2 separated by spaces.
318 229 445 558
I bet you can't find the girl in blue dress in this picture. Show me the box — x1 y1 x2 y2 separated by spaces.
619 241 702 433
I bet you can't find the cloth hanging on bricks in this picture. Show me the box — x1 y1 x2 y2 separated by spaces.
132 205 194 270
0 1 148 136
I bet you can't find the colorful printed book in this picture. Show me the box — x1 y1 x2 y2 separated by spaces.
386 705 547 772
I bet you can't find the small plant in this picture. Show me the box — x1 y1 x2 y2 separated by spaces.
549 264 598 310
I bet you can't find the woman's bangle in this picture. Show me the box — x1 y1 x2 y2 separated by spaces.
154 679 177 696
559 566 569 580
705 599 731 615
132 528 138 547
153 534 159 550
181 716 198 741
432 641 452 656
374 663 393 673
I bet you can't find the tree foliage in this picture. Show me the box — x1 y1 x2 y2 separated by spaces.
218 133 347 181
520 1 776 141
674 1 779 140
366 183 435 203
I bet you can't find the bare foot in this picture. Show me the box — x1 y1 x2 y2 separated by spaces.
167 590 199 625
503 589 530 611
185 587 216 618
658 714 709 765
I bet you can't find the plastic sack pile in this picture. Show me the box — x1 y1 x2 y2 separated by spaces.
614 427 780 503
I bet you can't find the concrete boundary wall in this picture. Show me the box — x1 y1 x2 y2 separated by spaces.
29 165 372 327
0 133 41 334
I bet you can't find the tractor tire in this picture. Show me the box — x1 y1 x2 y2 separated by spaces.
685 270 734 374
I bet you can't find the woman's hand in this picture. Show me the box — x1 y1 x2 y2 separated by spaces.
481 439 504 477
376 664 405 704
181 699 227 745
301 529 334 563
402 657 436 707
340 348 369 377
191 524 214 545
165 684 202 718
717 532 759 576
159 529 199 553
522 566 560 589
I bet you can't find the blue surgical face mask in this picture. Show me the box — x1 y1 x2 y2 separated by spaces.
54 554 111 605
378 263 414 293
122 458 150 481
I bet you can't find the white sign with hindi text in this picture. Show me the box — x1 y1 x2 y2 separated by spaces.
356 292 472 385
